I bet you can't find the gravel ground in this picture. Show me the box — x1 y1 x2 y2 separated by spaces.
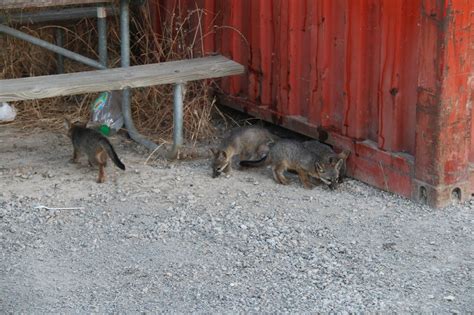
0 125 473 313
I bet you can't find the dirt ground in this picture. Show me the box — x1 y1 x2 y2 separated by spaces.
0 124 473 312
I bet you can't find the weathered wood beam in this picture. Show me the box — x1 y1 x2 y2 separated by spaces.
0 6 117 24
0 56 245 102
0 0 113 9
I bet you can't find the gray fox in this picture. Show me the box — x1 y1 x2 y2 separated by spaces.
240 139 335 189
211 125 276 178
303 140 350 187
64 119 125 183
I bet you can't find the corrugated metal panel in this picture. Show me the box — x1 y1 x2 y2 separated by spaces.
182 0 421 153
206 0 418 150
412 0 474 206
153 0 474 207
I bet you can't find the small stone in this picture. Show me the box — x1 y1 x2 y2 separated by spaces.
240 224 247 230
266 238 277 246
444 295 455 301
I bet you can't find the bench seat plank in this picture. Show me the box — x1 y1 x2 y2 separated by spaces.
0 55 244 102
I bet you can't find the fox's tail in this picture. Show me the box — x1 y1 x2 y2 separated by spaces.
240 154 270 168
101 138 126 170
316 126 329 142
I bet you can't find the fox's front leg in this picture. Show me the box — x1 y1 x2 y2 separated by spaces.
273 165 289 185
223 163 232 174
297 170 313 189
70 148 80 163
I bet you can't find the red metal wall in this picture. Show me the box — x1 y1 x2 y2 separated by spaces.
152 0 474 207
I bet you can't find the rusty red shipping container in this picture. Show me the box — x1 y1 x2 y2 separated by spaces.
151 0 474 207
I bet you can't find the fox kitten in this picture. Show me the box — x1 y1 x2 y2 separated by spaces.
65 119 125 183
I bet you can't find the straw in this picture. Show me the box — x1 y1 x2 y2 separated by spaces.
0 1 218 143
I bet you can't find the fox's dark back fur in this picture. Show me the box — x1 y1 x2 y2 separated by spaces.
240 140 314 169
220 125 277 152
268 140 314 167
69 125 125 170
303 141 334 161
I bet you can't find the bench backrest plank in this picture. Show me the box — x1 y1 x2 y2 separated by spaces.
0 56 244 102
0 0 113 9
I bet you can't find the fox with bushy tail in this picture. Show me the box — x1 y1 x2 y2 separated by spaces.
240 139 331 189
210 125 277 178
65 119 125 183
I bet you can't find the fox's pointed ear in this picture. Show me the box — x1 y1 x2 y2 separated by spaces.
63 118 71 130
335 159 344 171
338 150 350 160
219 151 227 159
315 162 324 173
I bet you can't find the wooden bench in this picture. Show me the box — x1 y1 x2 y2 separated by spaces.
0 55 245 154
1 0 244 155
